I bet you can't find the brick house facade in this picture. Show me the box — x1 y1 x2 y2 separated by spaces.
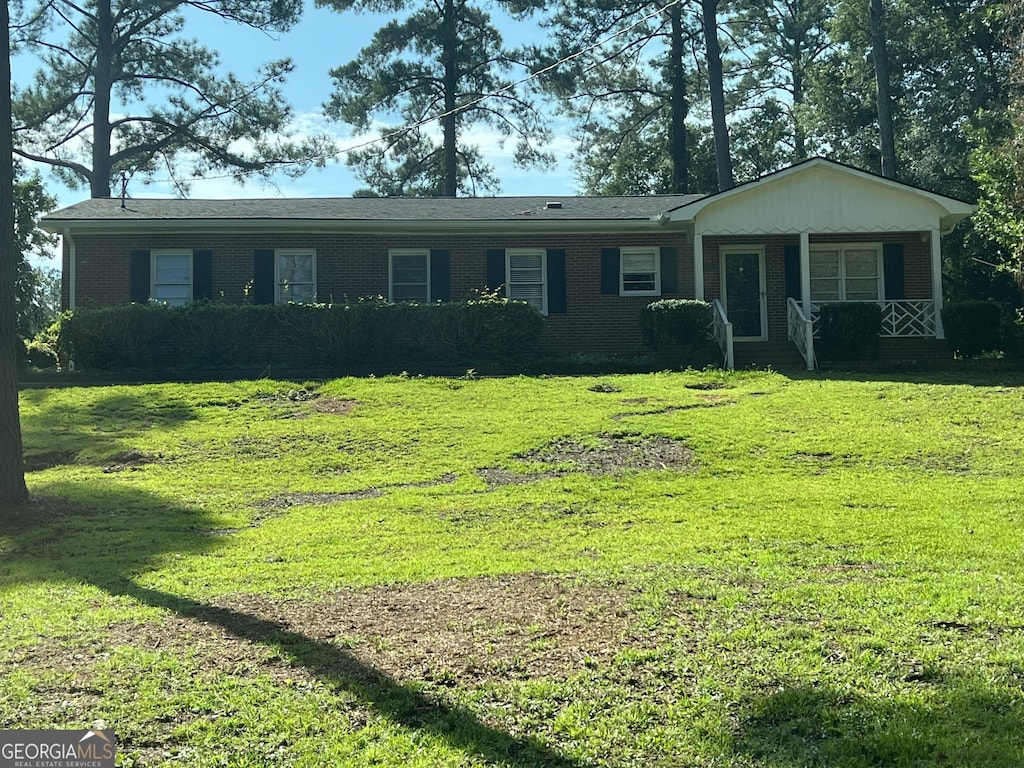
43 159 975 369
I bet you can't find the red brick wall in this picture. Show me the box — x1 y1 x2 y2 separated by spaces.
66 229 937 360
68 231 694 356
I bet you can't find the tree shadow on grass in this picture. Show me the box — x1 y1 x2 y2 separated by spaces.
733 681 1024 767
2 483 583 768
18 388 197 472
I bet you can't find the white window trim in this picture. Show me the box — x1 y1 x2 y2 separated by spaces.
151 249 193 306
619 246 661 297
388 248 431 303
274 248 317 304
809 242 884 303
506 247 548 315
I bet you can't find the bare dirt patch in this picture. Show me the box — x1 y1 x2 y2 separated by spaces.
257 473 458 510
108 574 632 686
22 450 78 473
612 398 734 421
308 397 358 416
479 434 696 488
102 450 163 473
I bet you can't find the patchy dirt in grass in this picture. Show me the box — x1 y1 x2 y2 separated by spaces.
102 450 163 473
478 433 697 488
286 396 359 419
612 397 735 421
684 381 732 391
256 473 458 510
104 574 632 687
22 450 78 473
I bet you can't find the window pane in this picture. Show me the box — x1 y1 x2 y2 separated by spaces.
281 283 315 303
846 279 879 301
392 255 427 284
509 252 542 270
810 280 840 303
622 252 656 272
509 283 543 309
809 251 839 278
393 284 428 303
277 252 315 304
623 273 657 292
845 250 878 278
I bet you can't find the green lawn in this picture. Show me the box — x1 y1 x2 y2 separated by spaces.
3 370 1024 767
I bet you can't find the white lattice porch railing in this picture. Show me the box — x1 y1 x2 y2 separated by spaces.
711 299 734 370
787 298 816 370
809 300 937 338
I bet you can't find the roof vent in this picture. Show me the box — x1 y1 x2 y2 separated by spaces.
545 201 563 210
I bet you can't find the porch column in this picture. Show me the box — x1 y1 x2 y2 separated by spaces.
694 232 705 301
799 231 811 315
931 227 944 339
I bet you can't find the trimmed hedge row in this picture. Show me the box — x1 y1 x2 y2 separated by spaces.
57 299 545 372
817 302 882 361
942 300 1004 358
639 299 712 350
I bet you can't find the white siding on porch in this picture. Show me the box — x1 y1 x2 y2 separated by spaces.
691 164 951 235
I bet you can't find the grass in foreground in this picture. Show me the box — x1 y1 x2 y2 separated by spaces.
2 369 1024 766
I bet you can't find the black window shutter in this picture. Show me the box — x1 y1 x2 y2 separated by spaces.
883 242 906 300
784 243 801 300
546 249 567 314
486 249 506 292
253 249 275 305
600 248 620 295
429 249 450 302
660 247 678 294
193 249 214 301
129 250 151 303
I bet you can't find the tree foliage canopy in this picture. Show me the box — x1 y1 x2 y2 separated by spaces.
13 0 332 198
317 0 552 197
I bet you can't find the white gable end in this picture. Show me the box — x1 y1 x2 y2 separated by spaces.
681 162 966 236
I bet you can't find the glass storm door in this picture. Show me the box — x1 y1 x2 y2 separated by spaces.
723 250 766 340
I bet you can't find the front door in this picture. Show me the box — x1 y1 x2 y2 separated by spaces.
722 248 767 340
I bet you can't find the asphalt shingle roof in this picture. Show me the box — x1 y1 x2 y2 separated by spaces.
42 194 706 224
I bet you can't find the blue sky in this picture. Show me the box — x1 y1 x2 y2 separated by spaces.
12 0 579 209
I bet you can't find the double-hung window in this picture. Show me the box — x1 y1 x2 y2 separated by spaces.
620 247 660 295
152 250 192 306
276 249 316 304
389 249 430 303
810 245 881 303
506 248 547 314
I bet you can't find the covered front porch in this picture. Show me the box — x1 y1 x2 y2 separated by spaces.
662 159 975 370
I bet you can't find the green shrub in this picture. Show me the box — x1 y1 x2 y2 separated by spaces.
942 300 1004 358
56 298 545 372
639 299 712 351
817 302 882 361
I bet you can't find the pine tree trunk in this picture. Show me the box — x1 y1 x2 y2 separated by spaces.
870 0 898 179
668 4 690 194
0 1 29 509
440 0 458 197
702 0 734 191
91 0 114 198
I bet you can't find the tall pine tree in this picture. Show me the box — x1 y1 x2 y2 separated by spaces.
14 0 330 198
318 0 552 197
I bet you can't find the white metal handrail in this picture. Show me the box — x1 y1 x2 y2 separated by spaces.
787 297 816 370
711 299 734 370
